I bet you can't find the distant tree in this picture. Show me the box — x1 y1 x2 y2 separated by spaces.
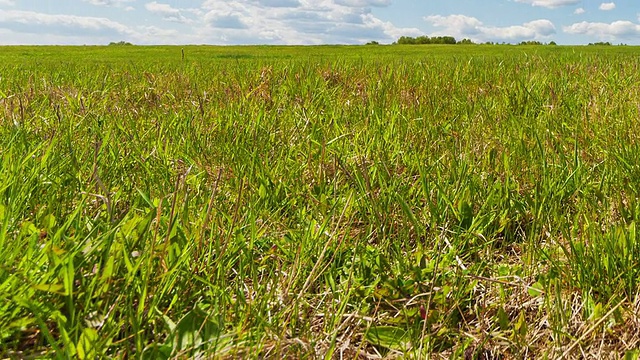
397 36 417 45
416 35 431 44
365 41 380 45
588 42 612 46
109 41 134 46
548 41 557 46
395 35 458 45
441 36 457 44
458 38 474 45
519 40 543 45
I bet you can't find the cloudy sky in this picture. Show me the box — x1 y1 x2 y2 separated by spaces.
0 0 639 45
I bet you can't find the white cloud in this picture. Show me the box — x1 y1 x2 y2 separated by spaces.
145 2 194 23
599 2 616 11
2 0 587 45
0 9 184 45
574 7 585 14
514 0 580 8
0 9 134 36
0 0 15 6
255 0 301 7
361 13 421 40
564 20 640 39
334 0 392 6
205 12 247 29
83 0 134 8
195 0 421 44
425 14 555 42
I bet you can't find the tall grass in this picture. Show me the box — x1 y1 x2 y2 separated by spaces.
1 45 640 358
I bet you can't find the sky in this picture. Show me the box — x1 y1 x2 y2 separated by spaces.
0 0 639 45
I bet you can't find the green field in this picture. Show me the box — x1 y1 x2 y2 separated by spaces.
2 44 640 358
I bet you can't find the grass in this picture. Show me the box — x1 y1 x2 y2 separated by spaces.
1 44 640 358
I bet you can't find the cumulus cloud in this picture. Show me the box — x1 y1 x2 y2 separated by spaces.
250 0 301 7
514 0 580 8
599 2 616 11
145 2 194 23
5 0 598 46
564 20 640 39
574 7 585 14
196 0 421 44
206 13 247 29
83 0 134 8
0 9 185 44
334 0 392 7
0 9 134 36
425 14 555 42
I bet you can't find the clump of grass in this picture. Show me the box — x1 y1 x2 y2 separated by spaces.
1 45 640 358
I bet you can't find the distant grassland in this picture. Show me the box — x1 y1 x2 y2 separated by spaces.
2 45 640 358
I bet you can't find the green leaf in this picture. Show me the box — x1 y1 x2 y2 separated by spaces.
497 306 510 331
32 283 67 295
42 213 56 230
160 312 177 334
171 304 222 356
527 282 544 297
136 188 154 207
77 328 99 360
366 326 409 351
590 302 603 321
625 350 640 360
20 221 38 236
457 189 474 229
514 311 528 339
396 194 422 233
141 344 172 360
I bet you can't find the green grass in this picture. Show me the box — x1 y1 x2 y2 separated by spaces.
2 44 640 358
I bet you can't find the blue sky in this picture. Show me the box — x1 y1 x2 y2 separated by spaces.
0 0 639 45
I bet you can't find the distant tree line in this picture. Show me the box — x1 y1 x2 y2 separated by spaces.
394 36 466 45
108 41 134 46
517 40 557 45
389 36 562 46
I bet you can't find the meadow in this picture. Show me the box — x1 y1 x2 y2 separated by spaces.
1 44 640 358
